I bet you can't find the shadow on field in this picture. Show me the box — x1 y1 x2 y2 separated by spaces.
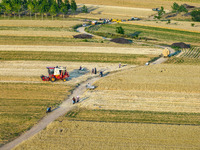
79 97 89 103
68 68 90 81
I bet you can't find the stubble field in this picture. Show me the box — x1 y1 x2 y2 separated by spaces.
14 120 200 150
79 64 200 113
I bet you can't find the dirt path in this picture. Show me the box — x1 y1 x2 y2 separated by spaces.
0 76 100 150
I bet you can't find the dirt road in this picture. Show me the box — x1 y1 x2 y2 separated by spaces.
0 76 100 150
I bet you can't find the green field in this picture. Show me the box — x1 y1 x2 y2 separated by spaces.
87 24 200 46
0 51 156 65
0 83 72 146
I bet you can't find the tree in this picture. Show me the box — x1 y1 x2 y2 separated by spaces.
64 0 70 10
116 26 124 34
28 2 34 19
57 0 62 8
154 6 165 20
15 3 21 18
39 0 48 20
60 3 68 18
71 0 77 13
49 2 58 20
171 2 179 13
81 5 88 13
191 9 200 22
5 3 12 18
171 2 188 13
32 0 39 19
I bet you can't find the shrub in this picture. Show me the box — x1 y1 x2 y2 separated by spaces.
116 26 124 34
191 9 200 22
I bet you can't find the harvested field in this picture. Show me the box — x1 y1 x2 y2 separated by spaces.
0 20 82 28
0 82 72 146
13 120 200 150
0 60 135 84
0 60 135 146
123 20 200 33
91 23 200 46
0 45 163 55
79 64 200 113
77 4 155 19
0 30 77 38
76 0 200 9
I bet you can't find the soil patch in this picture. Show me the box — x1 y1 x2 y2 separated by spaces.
171 42 190 48
110 38 132 44
73 34 93 39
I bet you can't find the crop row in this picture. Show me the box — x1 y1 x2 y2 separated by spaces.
180 47 200 58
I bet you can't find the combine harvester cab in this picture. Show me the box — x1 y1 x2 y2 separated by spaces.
41 66 70 82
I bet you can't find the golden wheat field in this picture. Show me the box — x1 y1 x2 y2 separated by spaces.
79 64 200 113
0 45 163 55
14 120 200 150
0 30 78 38
0 82 72 145
76 0 200 9
77 4 155 19
0 60 133 85
123 20 200 33
0 20 82 28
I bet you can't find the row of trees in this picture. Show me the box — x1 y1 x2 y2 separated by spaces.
0 0 88 19
171 2 188 13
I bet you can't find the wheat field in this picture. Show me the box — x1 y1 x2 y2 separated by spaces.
14 120 200 150
77 4 155 19
123 20 200 33
0 20 82 28
79 64 200 113
76 0 200 9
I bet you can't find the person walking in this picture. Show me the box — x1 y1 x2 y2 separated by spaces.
72 97 76 104
76 96 80 103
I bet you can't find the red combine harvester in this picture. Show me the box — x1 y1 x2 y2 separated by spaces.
41 66 70 82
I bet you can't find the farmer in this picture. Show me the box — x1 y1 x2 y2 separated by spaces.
92 68 94 74
94 68 97 74
119 63 121 68
100 71 103 77
79 66 82 70
46 107 51 113
76 96 80 103
72 97 76 104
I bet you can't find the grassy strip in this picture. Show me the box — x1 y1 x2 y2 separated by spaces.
0 35 104 45
64 109 200 125
165 57 200 65
0 82 72 146
0 51 156 65
0 26 71 31
88 24 200 44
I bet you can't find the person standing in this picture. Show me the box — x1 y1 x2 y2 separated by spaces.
72 97 76 104
76 96 80 103
94 68 97 74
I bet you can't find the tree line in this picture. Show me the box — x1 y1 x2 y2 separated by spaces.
0 0 88 19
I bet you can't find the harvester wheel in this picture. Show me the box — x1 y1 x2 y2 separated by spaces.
51 77 56 82
63 78 67 82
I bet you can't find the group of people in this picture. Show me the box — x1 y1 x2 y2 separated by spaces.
72 96 80 104
91 68 97 74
